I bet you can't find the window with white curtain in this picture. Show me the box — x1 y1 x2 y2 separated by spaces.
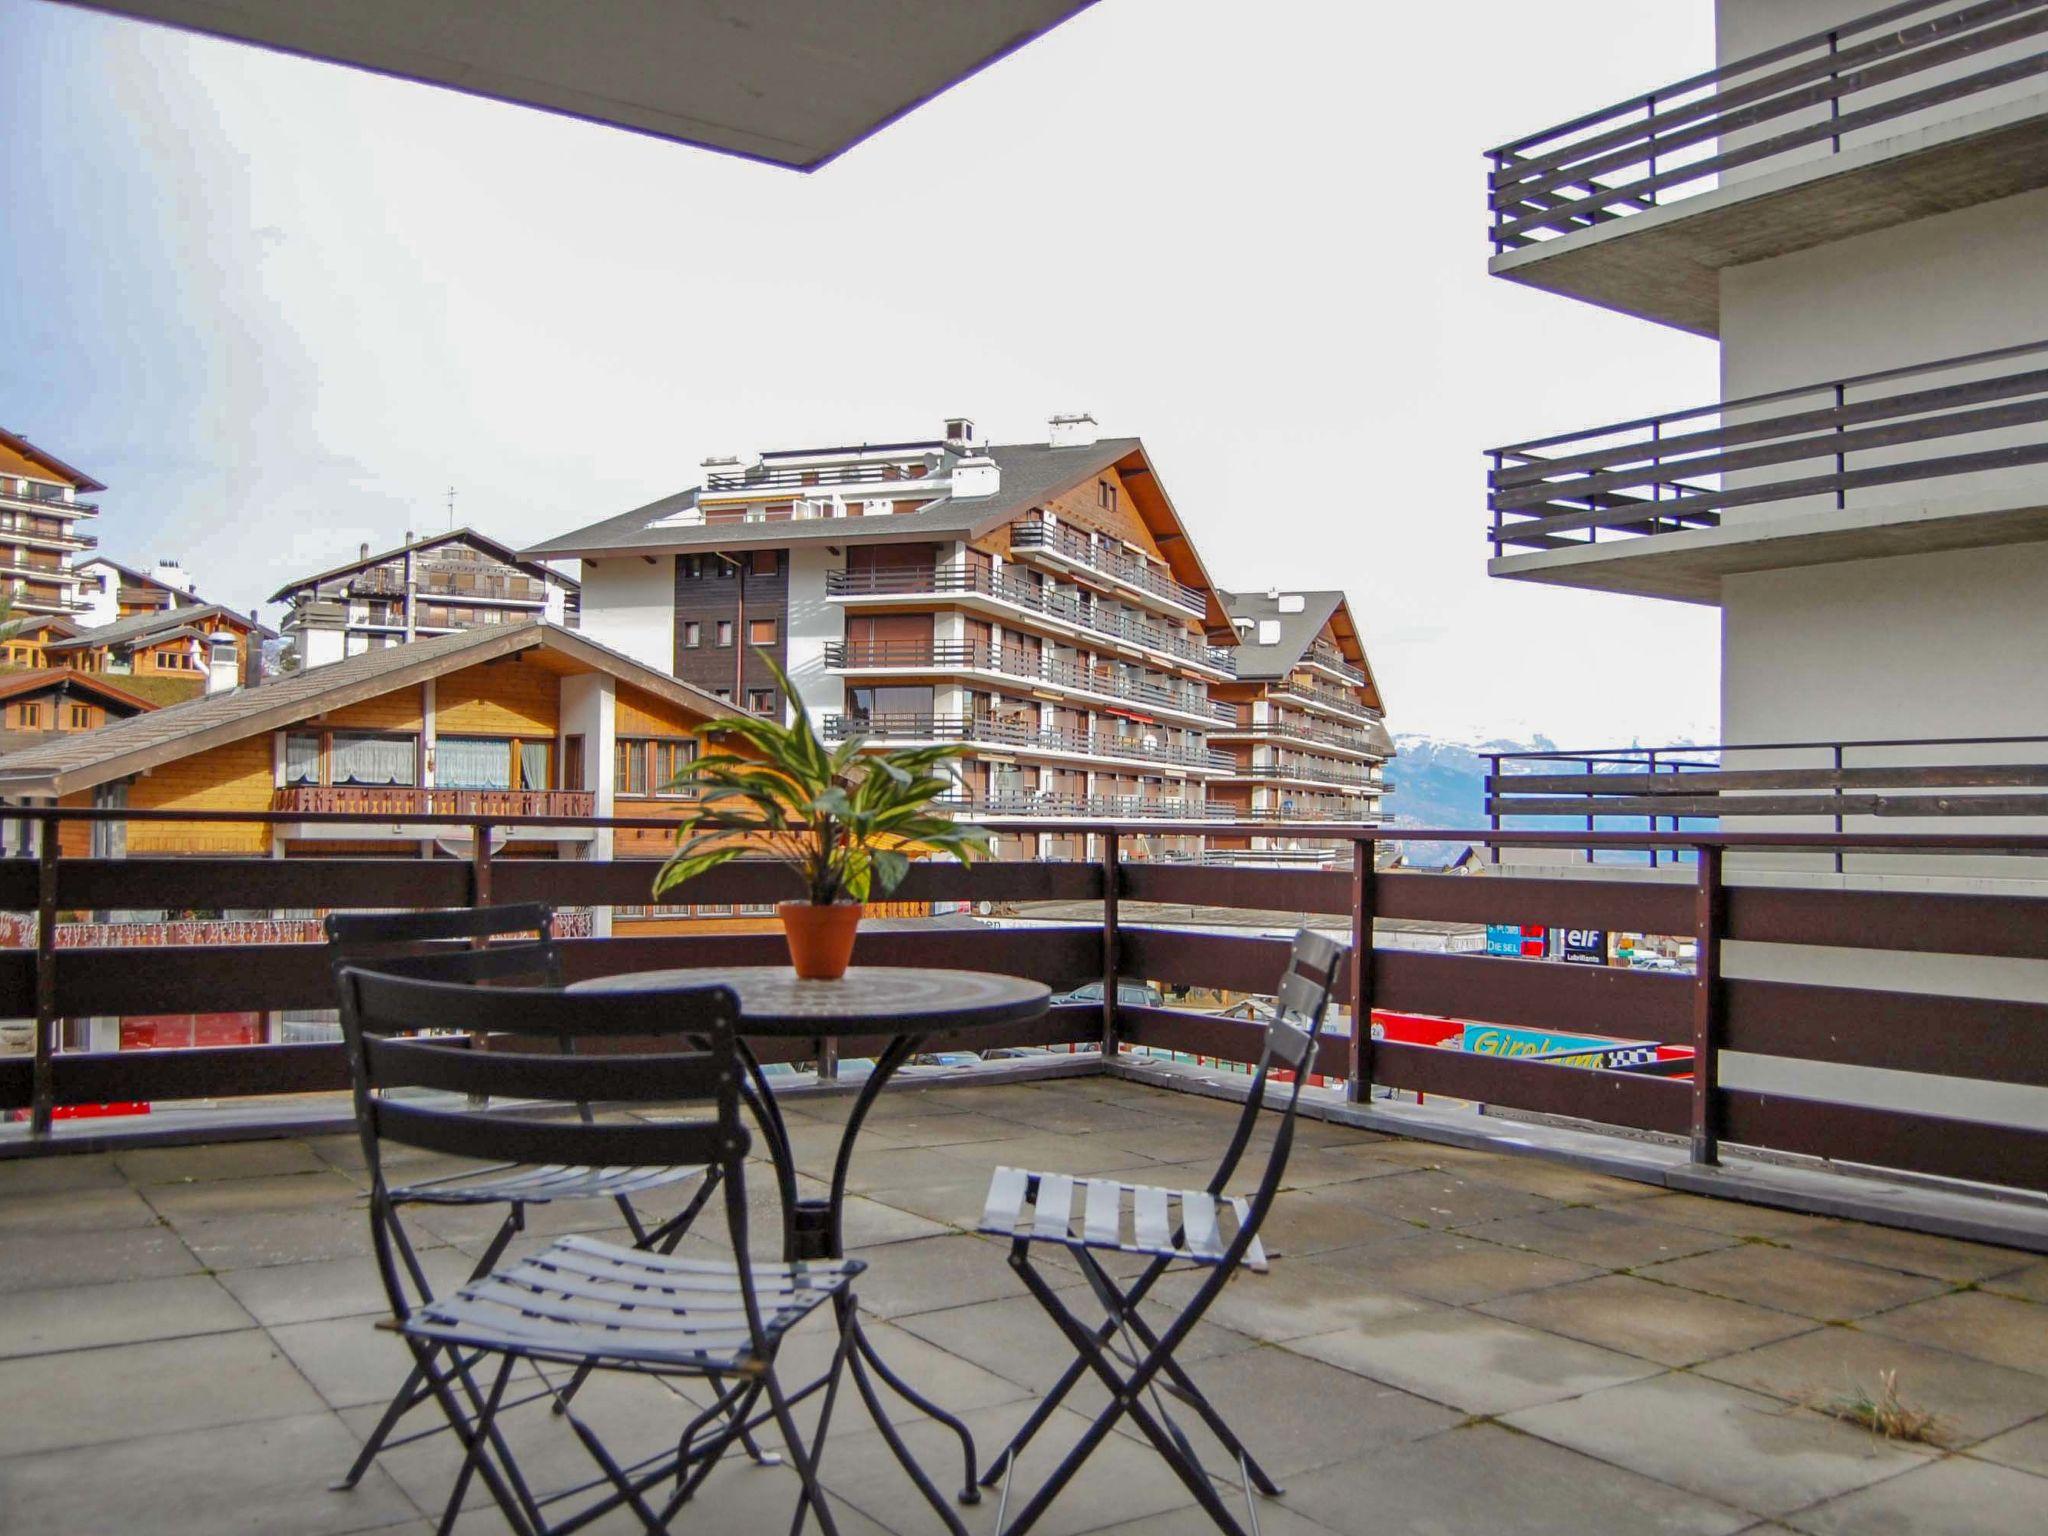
519 741 550 792
331 734 416 786
437 736 512 789
284 734 321 785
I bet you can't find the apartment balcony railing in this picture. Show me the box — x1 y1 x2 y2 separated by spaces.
933 792 1222 820
1488 339 2048 555
1486 0 2048 254
0 486 96 520
1006 521 1208 618
1234 762 1386 791
823 711 1234 772
4 805 2047 1232
271 786 597 819
824 565 1238 676
1212 711 1386 757
703 457 936 492
822 639 1230 723
1486 731 2048 869
1303 644 1368 686
1265 680 1382 724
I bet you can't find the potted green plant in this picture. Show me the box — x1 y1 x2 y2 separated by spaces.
653 657 992 979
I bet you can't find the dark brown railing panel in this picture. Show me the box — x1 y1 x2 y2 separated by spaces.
1120 863 1351 915
1376 871 1696 933
1374 1041 1690 1136
1722 1090 2048 1191
1724 979 2048 1086
1374 951 1693 1046
1727 885 2048 960
1487 0 2048 252
1116 1004 1353 1082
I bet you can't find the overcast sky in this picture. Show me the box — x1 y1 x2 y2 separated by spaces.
2 0 1720 745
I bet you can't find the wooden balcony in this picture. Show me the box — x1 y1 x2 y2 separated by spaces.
270 786 596 821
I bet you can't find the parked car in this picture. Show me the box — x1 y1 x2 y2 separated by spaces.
1051 980 1165 1008
913 1051 984 1071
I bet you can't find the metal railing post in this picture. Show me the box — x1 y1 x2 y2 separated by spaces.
1689 844 1726 1166
30 816 58 1136
1347 838 1376 1105
1833 744 1846 875
1100 829 1121 1058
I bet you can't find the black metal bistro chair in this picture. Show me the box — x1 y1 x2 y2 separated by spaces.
336 964 865 1536
326 905 728 1491
976 928 1350 1536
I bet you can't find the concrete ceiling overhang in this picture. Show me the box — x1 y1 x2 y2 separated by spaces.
56 0 1098 170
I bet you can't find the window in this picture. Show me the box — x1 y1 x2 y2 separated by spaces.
68 704 90 729
331 733 417 787
434 736 512 789
615 738 648 796
748 689 775 716
715 620 734 648
713 688 732 704
1098 479 1117 511
682 556 701 579
17 703 39 728
284 733 322 785
748 618 777 646
750 549 779 576
682 621 701 648
650 738 697 796
715 560 735 580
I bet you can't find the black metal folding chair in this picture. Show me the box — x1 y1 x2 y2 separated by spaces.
327 905 727 1491
337 964 864 1536
976 928 1350 1536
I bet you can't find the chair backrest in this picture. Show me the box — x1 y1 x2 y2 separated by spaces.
335 966 757 1326
1207 928 1350 1221
324 903 562 991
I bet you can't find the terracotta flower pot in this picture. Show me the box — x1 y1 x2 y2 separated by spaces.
777 900 863 980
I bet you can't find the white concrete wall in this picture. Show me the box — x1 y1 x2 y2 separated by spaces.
785 544 845 726
576 556 675 674
558 673 615 926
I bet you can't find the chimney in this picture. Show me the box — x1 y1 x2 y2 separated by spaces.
952 452 1001 499
944 416 975 448
359 541 369 561
1047 412 1098 449
205 632 240 695
243 610 263 689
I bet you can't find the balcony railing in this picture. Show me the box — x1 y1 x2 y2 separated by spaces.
3 805 2047 1234
1488 339 2048 555
823 711 1233 771
1303 644 1368 686
822 639 1229 722
934 792 1222 820
824 565 1237 675
1265 680 1381 723
271 786 598 819
1213 710 1386 757
1234 762 1385 791
1486 731 2048 869
1487 0 2048 254
1007 522 1208 617
703 459 936 492
0 486 96 519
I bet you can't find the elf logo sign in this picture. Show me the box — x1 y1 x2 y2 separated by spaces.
1557 929 1608 966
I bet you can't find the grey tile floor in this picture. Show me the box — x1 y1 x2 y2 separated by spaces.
1 1076 2044 1534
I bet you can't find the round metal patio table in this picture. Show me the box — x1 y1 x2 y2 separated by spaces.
572 963 1052 1533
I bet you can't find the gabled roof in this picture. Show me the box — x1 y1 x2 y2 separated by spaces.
1220 588 1386 710
0 620 727 798
267 527 581 604
0 429 105 494
525 437 1235 632
43 603 273 652
77 556 207 604
0 669 157 713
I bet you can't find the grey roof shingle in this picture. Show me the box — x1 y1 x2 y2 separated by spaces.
522 439 1145 559
45 603 273 650
1217 589 1348 679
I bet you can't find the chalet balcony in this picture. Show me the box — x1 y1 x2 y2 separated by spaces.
0 486 96 521
1233 761 1387 792
822 710 1235 774
270 786 597 836
1212 710 1390 760
1487 339 2048 602
1264 680 1384 726
1006 520 1209 619
0 807 2045 1535
1301 643 1368 687
1488 0 2048 335
822 638 1231 726
825 565 1238 678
